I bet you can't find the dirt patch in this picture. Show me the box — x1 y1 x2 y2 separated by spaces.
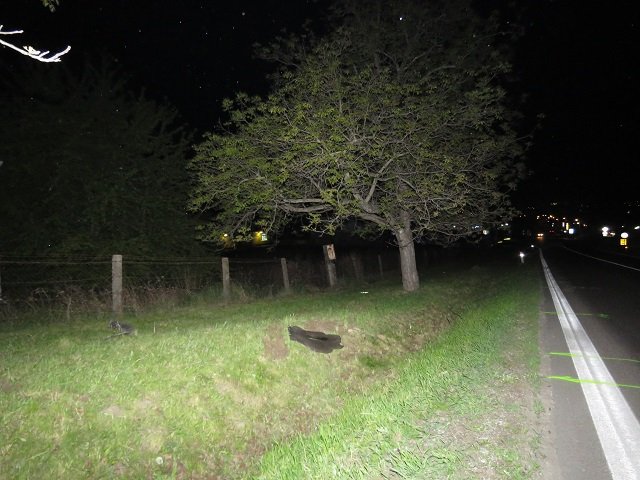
262 324 289 360
338 306 452 365
101 404 126 418
140 425 168 453
213 377 266 411
133 393 162 418
301 319 343 334
112 462 128 477
0 378 19 393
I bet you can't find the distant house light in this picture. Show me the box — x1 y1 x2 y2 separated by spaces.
252 231 268 244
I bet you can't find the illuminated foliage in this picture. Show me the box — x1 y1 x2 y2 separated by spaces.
41 0 60 11
190 0 524 291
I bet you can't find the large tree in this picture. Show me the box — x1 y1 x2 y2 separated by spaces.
189 0 523 291
0 60 198 258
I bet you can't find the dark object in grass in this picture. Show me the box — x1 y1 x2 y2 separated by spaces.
107 320 135 338
288 325 343 354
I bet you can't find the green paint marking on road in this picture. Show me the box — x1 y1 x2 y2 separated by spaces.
547 375 640 389
549 351 640 364
549 351 574 358
542 311 610 318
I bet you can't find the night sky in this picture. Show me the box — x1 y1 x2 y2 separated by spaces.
2 0 639 214
511 1 639 213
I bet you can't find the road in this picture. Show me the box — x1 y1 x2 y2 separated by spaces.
539 240 640 480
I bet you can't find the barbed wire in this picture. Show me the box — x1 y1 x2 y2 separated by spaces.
0 258 219 266
0 253 111 260
228 258 281 264
0 256 282 266
2 277 108 286
0 260 112 265
123 260 219 265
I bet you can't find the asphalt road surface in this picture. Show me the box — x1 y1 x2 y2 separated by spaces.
539 240 640 480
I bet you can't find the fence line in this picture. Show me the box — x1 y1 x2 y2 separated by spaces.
1 245 443 313
0 254 220 313
0 260 112 265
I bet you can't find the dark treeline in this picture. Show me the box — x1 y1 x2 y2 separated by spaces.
0 58 208 260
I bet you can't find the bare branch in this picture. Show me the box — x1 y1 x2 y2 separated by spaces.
0 25 70 63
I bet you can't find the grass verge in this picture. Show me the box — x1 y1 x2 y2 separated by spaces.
255 261 542 479
1 259 541 479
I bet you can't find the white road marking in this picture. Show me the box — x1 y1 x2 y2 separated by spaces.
564 246 640 272
540 251 640 480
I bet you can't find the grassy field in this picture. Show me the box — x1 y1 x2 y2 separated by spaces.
0 257 542 479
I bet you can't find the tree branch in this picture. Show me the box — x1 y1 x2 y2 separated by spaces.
281 203 331 213
0 25 70 62
356 211 387 228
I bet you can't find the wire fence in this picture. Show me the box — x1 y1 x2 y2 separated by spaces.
0 255 216 289
0 244 440 317
221 245 406 295
0 253 218 317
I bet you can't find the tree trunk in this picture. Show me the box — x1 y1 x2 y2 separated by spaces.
394 212 420 292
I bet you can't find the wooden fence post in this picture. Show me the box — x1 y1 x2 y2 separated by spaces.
0 256 3 302
377 254 384 279
280 258 291 294
323 244 337 288
221 257 230 301
112 254 123 317
350 250 364 282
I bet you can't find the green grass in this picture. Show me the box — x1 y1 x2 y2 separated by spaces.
1 260 542 479
255 262 542 479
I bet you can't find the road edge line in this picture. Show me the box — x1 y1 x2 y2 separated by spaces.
564 246 640 272
540 250 640 480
